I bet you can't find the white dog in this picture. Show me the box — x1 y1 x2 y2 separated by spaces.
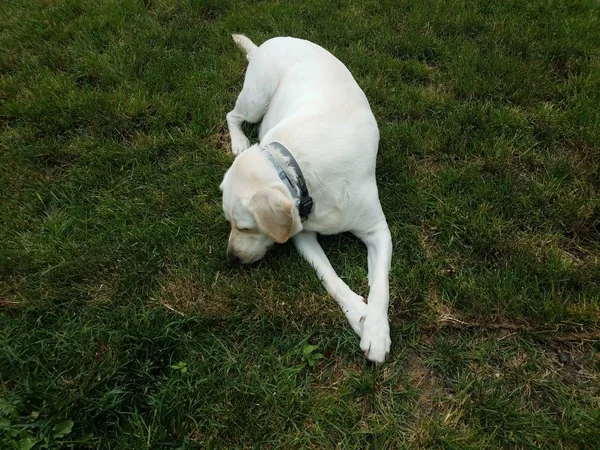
220 35 392 362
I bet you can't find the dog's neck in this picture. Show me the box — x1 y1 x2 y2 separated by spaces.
260 142 313 222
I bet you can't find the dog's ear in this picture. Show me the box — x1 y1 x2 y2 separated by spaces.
248 188 294 243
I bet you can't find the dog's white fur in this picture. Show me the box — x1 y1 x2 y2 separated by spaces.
221 35 392 362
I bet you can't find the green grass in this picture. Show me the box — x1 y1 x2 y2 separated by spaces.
1 0 599 448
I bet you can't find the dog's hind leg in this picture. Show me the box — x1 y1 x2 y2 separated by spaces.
227 64 275 156
293 231 367 336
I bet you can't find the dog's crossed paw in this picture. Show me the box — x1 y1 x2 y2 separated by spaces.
231 135 250 156
343 293 367 337
359 313 391 363
344 298 367 337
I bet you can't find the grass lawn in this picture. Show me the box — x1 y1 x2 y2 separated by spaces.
1 0 599 448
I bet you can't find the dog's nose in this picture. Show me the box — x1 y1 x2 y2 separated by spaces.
227 252 241 265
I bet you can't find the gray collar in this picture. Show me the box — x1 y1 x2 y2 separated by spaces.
261 142 313 221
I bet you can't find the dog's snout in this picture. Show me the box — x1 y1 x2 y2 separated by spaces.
227 251 241 265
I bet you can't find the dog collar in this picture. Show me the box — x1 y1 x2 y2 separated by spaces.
261 142 313 221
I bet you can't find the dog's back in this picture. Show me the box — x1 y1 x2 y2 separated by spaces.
233 36 377 147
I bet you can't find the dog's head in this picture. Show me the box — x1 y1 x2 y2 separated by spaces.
220 145 302 264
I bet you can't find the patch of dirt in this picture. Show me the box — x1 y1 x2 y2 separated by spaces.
551 347 597 385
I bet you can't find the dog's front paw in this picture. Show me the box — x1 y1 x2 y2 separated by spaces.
359 313 391 363
231 135 250 156
343 296 367 337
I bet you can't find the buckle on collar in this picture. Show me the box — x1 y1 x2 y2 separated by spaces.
299 196 313 221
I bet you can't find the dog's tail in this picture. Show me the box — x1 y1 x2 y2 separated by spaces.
232 34 258 61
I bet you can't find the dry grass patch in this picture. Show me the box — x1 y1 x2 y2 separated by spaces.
154 271 232 319
419 221 441 261
0 274 26 308
406 353 443 414
312 355 363 392
84 279 117 306
408 154 443 185
417 82 454 105
207 123 231 153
